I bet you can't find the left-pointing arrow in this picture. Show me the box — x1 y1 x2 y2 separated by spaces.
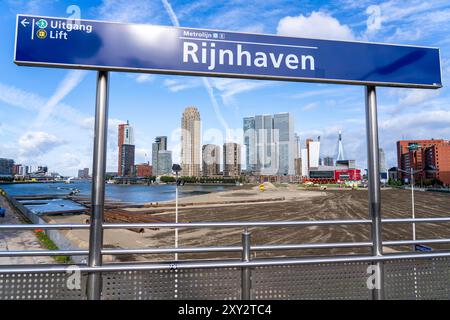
21 18 29 28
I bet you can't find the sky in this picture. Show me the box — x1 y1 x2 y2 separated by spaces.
0 0 449 176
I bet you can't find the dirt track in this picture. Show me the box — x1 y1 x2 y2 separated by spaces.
142 189 450 260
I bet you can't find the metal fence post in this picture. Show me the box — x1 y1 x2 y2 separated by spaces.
365 85 385 300
241 228 252 300
86 71 110 300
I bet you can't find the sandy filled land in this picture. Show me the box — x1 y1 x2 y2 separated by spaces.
47 186 450 262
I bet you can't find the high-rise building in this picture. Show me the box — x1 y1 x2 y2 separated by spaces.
118 121 135 177
202 144 221 177
152 136 168 176
336 131 345 161
181 107 201 177
307 138 320 168
301 148 308 177
294 133 300 159
0 158 14 176
223 143 241 177
379 148 387 173
157 150 173 175
120 144 135 177
273 113 295 175
77 168 89 179
243 117 256 173
255 114 276 175
243 113 295 176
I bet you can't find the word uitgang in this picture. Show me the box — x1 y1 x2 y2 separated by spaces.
183 41 316 72
50 20 93 33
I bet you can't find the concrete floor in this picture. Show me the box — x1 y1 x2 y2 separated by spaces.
0 195 53 265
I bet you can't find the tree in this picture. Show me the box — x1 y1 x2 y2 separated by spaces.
160 176 176 183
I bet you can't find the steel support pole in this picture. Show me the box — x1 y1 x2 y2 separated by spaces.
411 168 416 245
175 172 179 261
365 86 385 300
241 228 251 300
86 71 110 300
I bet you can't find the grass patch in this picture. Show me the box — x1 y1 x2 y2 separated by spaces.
273 184 288 188
35 231 72 264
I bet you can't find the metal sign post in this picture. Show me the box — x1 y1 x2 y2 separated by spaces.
365 86 384 300
86 71 110 300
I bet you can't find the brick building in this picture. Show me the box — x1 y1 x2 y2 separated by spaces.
397 139 450 185
135 163 152 177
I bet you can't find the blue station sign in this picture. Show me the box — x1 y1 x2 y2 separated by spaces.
15 15 442 88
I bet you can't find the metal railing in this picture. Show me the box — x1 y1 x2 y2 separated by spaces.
2 217 450 299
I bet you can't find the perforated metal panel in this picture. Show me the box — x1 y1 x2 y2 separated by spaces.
385 257 450 300
101 269 176 300
2 258 450 300
101 268 241 300
0 271 86 300
252 262 372 300
175 268 241 300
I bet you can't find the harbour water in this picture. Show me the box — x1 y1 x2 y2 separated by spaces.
0 181 238 204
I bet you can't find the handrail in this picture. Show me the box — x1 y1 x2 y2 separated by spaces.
3 238 450 257
0 241 375 257
1 217 450 230
1 251 450 273
1 218 450 258
0 219 371 230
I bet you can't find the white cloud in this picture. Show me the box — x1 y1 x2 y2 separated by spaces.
163 78 201 92
161 0 180 27
363 0 450 42
380 110 450 131
7 0 58 14
136 74 154 83
0 82 87 129
302 102 320 111
55 153 81 171
277 11 355 40
18 132 66 157
211 78 273 105
135 148 151 163
33 70 87 128
0 83 43 111
397 89 441 106
97 0 160 23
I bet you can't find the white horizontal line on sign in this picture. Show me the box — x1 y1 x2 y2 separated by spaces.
179 37 319 50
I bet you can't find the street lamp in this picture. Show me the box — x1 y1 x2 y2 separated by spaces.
172 164 182 261
397 166 437 250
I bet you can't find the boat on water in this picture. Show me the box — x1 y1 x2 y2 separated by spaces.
65 177 75 184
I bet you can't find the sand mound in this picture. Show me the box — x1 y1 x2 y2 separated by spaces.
252 182 277 191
